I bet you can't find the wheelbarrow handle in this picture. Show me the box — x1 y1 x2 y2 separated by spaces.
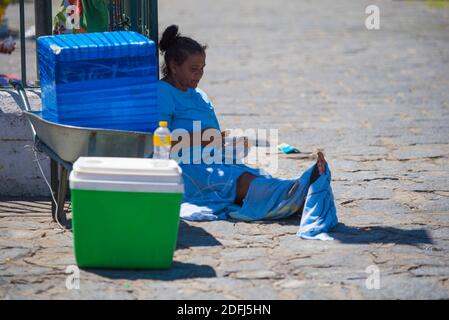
9 79 32 112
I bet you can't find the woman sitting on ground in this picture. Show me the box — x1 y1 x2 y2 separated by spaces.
157 25 337 239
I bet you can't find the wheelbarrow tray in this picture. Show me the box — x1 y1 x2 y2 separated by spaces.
10 79 154 228
23 110 153 163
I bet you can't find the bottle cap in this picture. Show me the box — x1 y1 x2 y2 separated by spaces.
159 121 168 127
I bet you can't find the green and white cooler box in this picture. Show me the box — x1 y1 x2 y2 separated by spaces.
69 157 184 269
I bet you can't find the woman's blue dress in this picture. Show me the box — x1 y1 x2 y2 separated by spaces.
157 80 264 210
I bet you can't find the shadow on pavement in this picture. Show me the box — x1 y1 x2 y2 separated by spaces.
83 261 217 281
176 220 222 248
255 215 302 226
225 212 302 226
331 223 434 246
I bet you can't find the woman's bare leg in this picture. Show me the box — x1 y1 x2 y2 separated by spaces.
234 152 327 207
234 172 258 206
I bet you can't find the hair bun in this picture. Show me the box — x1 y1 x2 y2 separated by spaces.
159 25 180 52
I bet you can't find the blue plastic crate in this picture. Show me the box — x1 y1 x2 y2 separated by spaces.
38 31 158 133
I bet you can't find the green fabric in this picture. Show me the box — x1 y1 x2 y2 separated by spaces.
53 0 109 34
80 0 109 32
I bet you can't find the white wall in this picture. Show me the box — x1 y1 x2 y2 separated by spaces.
0 89 50 197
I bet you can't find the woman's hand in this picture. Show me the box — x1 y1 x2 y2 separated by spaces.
172 128 224 148
224 135 251 159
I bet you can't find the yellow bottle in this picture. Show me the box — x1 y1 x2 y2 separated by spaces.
153 121 171 159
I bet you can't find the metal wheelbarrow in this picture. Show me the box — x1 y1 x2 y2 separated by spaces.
10 80 153 228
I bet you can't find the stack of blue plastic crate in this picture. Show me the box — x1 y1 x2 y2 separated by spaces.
37 31 158 133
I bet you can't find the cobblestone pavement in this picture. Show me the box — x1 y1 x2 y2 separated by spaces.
1 0 449 299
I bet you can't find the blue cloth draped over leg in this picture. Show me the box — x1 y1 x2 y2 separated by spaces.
180 162 339 240
296 164 339 240
179 162 264 221
229 163 338 240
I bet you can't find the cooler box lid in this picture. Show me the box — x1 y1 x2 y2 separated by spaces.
37 31 155 62
70 157 184 193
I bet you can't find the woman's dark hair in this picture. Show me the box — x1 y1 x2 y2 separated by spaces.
159 25 207 77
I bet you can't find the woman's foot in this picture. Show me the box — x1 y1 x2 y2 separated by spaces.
310 151 327 184
317 151 326 175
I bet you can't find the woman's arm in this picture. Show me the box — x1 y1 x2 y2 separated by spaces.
171 128 250 159
171 128 227 148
